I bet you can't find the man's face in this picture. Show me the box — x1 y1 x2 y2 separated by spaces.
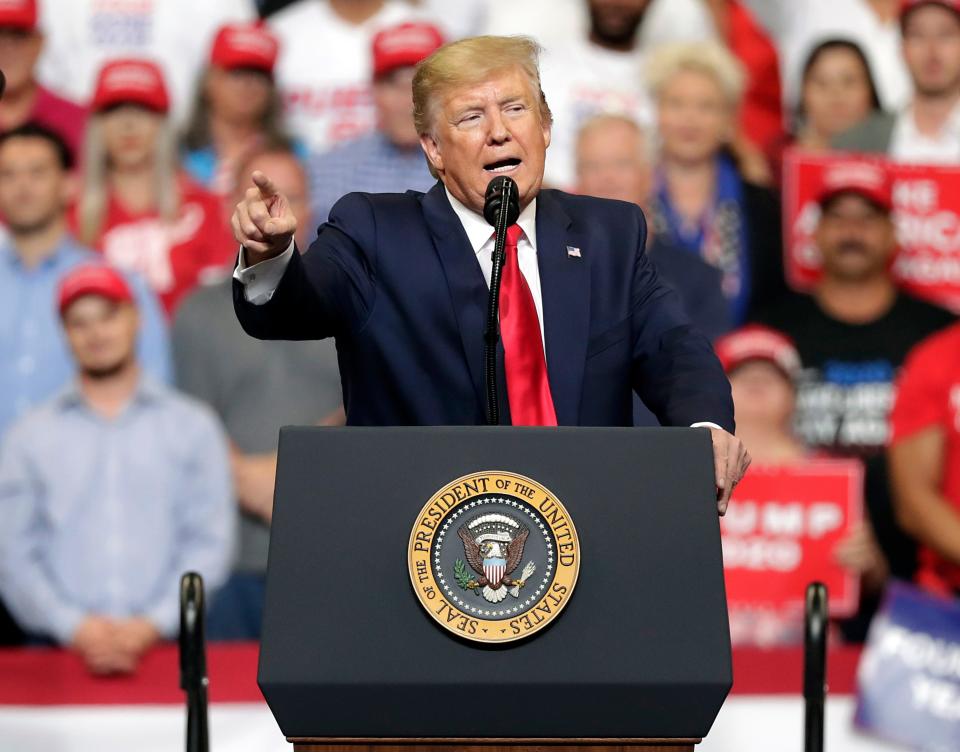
236 151 312 247
575 120 650 205
902 5 960 97
373 66 419 150
815 193 897 283
101 104 163 171
0 136 69 234
420 66 551 214
62 297 139 379
588 0 650 47
0 28 41 94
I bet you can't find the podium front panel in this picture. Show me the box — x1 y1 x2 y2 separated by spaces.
258 427 731 739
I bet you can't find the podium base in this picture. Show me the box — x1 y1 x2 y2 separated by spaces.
289 738 699 751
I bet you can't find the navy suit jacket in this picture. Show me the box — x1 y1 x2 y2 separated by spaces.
233 182 734 430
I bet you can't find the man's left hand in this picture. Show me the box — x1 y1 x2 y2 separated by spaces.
708 427 751 516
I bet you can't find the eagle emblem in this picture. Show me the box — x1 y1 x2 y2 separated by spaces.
455 513 536 603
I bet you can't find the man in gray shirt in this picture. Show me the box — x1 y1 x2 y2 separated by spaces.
173 146 342 640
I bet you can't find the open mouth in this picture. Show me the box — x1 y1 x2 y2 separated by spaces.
484 157 521 173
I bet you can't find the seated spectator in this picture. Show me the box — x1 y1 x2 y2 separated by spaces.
33 0 253 122
889 322 960 598
645 41 785 324
309 20 441 224
0 264 232 673
183 21 297 197
174 145 342 640
268 0 423 155
835 0 960 162
755 159 955 632
0 0 85 160
538 0 718 189
0 123 170 439
73 59 235 316
768 39 882 186
574 113 731 342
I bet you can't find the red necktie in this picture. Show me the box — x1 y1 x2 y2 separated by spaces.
499 224 558 426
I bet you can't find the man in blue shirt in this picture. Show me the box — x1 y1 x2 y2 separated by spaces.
308 21 443 224
0 122 170 439
0 264 232 674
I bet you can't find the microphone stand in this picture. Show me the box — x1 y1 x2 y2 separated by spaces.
179 572 209 752
483 177 519 426
804 582 828 752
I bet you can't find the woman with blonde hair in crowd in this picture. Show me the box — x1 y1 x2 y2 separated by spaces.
646 41 785 324
74 59 234 316
182 21 300 197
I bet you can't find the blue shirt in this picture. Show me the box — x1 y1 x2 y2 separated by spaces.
0 236 172 438
0 376 233 642
308 131 435 226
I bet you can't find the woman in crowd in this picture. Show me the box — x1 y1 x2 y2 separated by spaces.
182 21 298 197
646 41 785 324
767 38 882 184
74 58 235 316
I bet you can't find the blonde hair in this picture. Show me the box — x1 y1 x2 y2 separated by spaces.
645 41 747 108
78 113 180 246
413 35 553 139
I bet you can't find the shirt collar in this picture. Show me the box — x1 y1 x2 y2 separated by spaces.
444 186 538 254
55 372 166 413
1 232 87 271
901 99 960 138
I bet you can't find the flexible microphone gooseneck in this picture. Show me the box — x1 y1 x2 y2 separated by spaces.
482 175 521 425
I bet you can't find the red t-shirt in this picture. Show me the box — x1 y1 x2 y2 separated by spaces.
75 176 235 315
889 322 960 594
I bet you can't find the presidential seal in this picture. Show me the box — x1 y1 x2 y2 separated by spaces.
408 471 580 643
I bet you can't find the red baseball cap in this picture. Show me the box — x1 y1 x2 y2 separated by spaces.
210 21 279 74
372 22 444 79
901 0 960 22
91 59 170 114
58 264 134 316
0 0 37 30
714 325 802 381
816 158 893 212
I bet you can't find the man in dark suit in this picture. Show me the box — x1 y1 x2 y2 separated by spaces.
231 35 750 513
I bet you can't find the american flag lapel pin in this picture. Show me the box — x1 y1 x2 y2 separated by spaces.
566 245 582 258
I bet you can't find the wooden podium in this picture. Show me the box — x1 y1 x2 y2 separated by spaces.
259 427 731 751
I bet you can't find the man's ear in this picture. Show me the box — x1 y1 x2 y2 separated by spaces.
61 170 78 206
420 133 443 174
542 119 552 150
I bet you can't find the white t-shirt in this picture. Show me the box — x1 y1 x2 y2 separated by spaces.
890 104 960 164
35 0 254 123
268 0 423 156
741 0 911 112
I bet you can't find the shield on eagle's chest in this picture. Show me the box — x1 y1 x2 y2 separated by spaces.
483 557 507 588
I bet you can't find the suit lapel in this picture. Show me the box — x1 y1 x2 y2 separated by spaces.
536 191 589 425
421 182 489 410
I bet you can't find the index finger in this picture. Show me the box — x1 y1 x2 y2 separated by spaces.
251 170 278 200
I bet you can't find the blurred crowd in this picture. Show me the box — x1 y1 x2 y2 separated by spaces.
0 0 958 674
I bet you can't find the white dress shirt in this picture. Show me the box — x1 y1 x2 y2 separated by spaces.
232 189 721 431
890 103 960 164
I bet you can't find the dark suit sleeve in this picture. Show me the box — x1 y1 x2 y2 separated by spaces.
233 192 378 341
628 208 735 432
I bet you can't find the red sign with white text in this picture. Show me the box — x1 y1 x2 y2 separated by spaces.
721 460 863 618
783 150 960 313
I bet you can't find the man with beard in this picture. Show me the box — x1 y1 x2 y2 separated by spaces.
756 159 955 634
835 0 960 162
0 264 232 673
537 0 717 189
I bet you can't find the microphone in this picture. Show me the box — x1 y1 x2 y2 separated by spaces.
482 176 520 426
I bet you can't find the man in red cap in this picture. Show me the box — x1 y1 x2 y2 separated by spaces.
0 263 232 672
0 0 86 159
308 20 443 224
836 0 960 162
756 158 955 631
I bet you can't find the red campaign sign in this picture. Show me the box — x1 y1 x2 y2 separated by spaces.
721 459 864 618
783 149 960 313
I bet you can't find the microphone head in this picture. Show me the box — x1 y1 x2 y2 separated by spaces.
483 175 520 227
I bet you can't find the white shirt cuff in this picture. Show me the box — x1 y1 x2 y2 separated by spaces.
690 422 723 431
232 241 295 305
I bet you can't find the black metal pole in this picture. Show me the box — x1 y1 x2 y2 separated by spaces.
804 581 828 752
180 572 209 752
